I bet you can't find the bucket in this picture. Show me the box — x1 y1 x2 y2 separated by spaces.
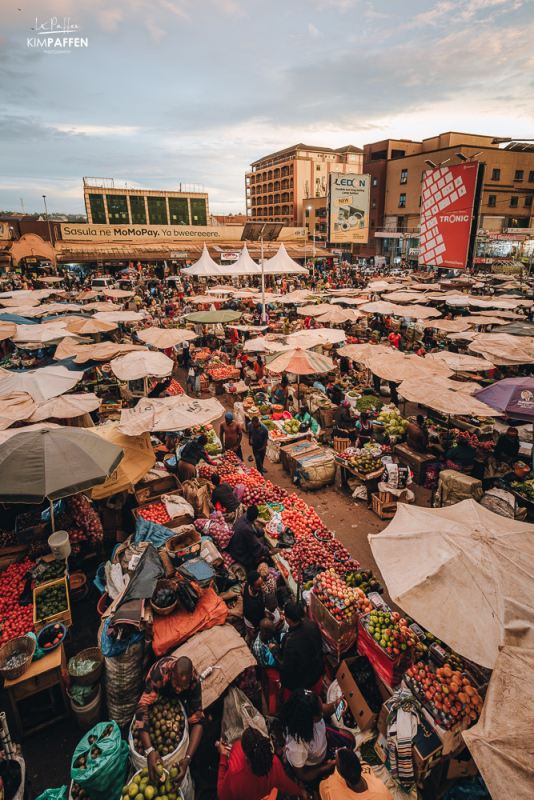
69 683 102 731
48 530 71 560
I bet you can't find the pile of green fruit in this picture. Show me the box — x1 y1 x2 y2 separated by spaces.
36 559 66 585
263 419 276 431
376 411 409 438
345 569 379 594
122 765 179 800
35 582 67 622
283 418 301 435
132 696 185 758
257 505 271 521
362 609 418 657
354 455 382 474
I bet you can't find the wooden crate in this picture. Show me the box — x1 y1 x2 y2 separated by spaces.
0 544 29 573
334 437 351 453
134 475 181 506
33 576 72 633
379 488 410 504
371 493 397 520
132 496 193 529
309 591 358 658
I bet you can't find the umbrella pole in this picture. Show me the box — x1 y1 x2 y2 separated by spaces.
532 422 534 472
50 498 55 533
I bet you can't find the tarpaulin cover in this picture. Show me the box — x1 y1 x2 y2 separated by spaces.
134 515 176 547
474 377 534 422
397 379 498 417
112 543 165 614
152 585 228 657
463 646 534 800
369 499 534 669
367 352 453 382
117 395 225 435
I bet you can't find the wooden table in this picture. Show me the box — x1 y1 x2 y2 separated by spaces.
4 644 69 738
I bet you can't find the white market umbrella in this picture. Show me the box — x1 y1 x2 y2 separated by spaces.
367 281 404 292
425 351 495 372
13 324 86 345
359 301 399 315
461 315 506 327
94 310 144 323
0 365 84 402
29 392 101 422
82 302 122 312
468 333 534 366
0 321 17 341
117 395 225 435
110 351 174 381
337 343 394 368
427 319 471 333
0 392 36 430
397 305 441 320
65 318 118 335
136 327 198 349
315 306 362 324
369 500 534 669
397 378 498 416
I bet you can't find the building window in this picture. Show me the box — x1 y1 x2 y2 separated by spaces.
316 165 321 170
168 198 189 225
525 196 533 208
510 196 519 208
371 219 375 228
147 196 168 225
399 193 406 208
488 195 497 207
514 170 524 181
89 194 106 224
491 169 501 181
371 199 376 209
129 196 146 225
106 194 129 224
372 177 377 187
400 169 408 184
190 198 207 226
529 171 534 182
419 196 422 207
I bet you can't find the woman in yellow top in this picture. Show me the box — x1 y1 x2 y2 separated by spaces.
320 749 393 800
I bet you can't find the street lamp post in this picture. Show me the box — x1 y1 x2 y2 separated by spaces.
42 195 57 275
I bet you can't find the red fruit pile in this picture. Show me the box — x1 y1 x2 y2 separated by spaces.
139 503 170 525
313 570 373 618
405 661 483 727
0 558 35 645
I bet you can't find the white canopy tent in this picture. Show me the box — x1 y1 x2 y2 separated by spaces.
181 244 225 277
261 243 309 275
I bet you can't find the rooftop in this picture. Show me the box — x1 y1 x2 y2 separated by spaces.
251 142 362 165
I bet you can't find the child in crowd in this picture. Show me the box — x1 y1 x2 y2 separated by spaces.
264 593 288 636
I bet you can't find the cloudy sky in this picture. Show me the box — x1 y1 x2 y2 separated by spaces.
1 0 533 215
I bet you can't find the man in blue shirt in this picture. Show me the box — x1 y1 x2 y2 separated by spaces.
248 415 269 474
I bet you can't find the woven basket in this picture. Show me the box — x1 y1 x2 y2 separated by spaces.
0 635 36 681
150 579 178 617
68 646 104 686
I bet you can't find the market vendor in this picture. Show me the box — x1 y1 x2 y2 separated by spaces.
319 749 394 800
272 378 288 407
220 412 244 460
445 434 477 474
406 414 429 453
227 505 279 570
355 411 373 446
494 427 520 464
178 433 218 482
273 602 324 696
211 473 242 521
334 401 357 443
135 655 204 786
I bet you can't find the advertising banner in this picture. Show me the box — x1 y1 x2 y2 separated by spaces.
328 173 370 244
60 224 306 243
418 162 479 269
0 222 12 240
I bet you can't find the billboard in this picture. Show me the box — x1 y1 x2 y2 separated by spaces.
328 173 370 244
418 162 480 269
60 224 306 243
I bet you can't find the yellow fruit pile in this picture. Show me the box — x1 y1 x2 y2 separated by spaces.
122 765 180 800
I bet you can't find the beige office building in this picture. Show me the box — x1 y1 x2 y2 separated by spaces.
246 144 363 226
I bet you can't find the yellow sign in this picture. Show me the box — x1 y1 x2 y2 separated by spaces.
328 173 370 244
60 224 306 243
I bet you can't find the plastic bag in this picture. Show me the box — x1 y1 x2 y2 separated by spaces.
26 631 45 660
41 499 66 523
352 486 368 501
221 685 268 745
35 789 67 800
70 721 129 800
111 543 165 615
69 657 100 676
70 683 97 706
0 758 22 800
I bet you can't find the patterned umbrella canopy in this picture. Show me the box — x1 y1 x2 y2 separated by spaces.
265 347 334 375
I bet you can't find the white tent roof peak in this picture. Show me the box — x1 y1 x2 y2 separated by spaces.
262 242 309 275
181 243 223 277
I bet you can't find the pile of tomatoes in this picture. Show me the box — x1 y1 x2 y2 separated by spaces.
0 558 36 645
139 503 171 525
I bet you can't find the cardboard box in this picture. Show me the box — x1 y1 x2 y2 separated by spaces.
280 439 317 475
446 755 478 780
336 656 392 731
309 592 358 658
377 701 389 737
374 733 388 763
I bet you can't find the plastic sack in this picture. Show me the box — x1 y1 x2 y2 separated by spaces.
134 515 177 548
104 561 128 601
70 683 97 706
128 700 189 772
26 631 45 660
35 789 68 800
221 685 268 745
352 486 368 501
70 721 129 800
161 494 194 521
41 499 66 523
69 657 100 676
0 758 22 800
103 637 145 727
111 543 165 616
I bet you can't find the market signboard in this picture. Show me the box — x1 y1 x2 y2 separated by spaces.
418 162 480 269
0 222 12 240
327 173 370 244
60 224 306 243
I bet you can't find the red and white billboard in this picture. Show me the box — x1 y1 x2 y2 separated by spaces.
418 162 479 269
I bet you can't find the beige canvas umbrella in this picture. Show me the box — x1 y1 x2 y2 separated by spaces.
110 351 173 381
463 646 534 800
0 321 17 341
381 291 426 303
468 333 534 365
461 315 506 326
367 352 453 382
397 378 498 416
337 343 392 367
367 281 404 291
359 300 399 315
65 318 118 335
427 319 471 333
0 392 36 430
314 306 362 324
76 291 101 301
89 421 156 499
29 392 102 422
117 396 225 435
82 302 122 312
53 340 148 363
97 289 134 299
296 304 334 316
368 500 534 669
0 365 84 402
471 309 523 320
425 351 495 372
13 323 86 345
33 303 82 317
136 327 198 349
397 305 441 320
330 297 369 305
94 310 144 323
0 297 41 307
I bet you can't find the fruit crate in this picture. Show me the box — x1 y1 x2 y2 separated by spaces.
132 496 194 530
309 591 358 659
357 613 415 689
33 576 72 633
133 475 182 505
371 493 397 520
35 558 69 588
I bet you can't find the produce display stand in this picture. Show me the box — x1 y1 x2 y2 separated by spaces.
308 591 358 660
337 461 384 491
132 496 194 530
393 443 435 486
33 576 72 633
4 643 69 739
356 614 415 689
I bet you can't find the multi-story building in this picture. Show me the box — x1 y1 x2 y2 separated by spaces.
358 133 534 265
83 179 209 227
246 144 363 227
